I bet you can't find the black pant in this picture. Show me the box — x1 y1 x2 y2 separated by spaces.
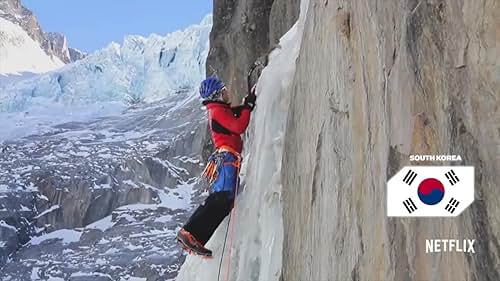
183 191 234 245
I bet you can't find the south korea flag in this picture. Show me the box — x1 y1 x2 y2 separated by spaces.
387 166 474 217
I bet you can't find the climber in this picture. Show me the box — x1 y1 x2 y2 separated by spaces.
176 76 256 257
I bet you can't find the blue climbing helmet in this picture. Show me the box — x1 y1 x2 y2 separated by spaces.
199 76 225 100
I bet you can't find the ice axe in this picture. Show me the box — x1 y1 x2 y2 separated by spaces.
247 61 263 97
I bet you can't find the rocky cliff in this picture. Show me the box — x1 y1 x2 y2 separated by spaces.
282 0 499 280
44 32 70 62
206 0 299 100
184 0 500 280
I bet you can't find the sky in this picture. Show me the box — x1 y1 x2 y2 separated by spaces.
23 0 212 53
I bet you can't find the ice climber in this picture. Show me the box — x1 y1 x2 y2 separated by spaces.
177 76 256 257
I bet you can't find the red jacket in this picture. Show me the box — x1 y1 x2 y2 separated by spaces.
203 101 252 153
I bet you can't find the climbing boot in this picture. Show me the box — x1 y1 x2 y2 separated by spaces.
177 228 213 257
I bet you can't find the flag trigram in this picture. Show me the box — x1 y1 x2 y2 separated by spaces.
403 198 417 213
445 198 460 214
403 169 418 186
445 169 460 185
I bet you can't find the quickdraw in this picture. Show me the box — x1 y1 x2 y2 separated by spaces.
201 153 224 186
201 146 242 188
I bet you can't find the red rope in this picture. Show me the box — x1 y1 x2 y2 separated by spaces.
217 214 231 281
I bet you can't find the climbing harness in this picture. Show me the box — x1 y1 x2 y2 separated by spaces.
201 145 242 190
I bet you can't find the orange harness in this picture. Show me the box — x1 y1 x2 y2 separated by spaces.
201 145 242 186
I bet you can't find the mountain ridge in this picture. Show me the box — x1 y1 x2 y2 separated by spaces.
0 0 85 73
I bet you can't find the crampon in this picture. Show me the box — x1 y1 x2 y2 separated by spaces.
177 228 213 259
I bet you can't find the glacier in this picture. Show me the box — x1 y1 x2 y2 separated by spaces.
0 15 211 141
176 1 309 280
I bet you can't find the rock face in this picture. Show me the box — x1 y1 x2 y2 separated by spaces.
68 47 87 62
44 32 74 63
268 0 300 45
207 0 299 100
281 0 500 281
206 0 500 280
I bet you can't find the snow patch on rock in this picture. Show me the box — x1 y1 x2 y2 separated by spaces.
29 229 83 245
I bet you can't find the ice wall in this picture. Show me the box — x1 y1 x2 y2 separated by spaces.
176 1 309 280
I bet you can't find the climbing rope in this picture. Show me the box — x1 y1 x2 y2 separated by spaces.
224 180 239 281
217 211 232 281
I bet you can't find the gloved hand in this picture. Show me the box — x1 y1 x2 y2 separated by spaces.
243 93 256 111
243 85 257 110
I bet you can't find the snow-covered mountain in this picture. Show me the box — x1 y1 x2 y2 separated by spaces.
0 0 48 48
0 0 85 76
0 16 64 75
0 15 211 141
